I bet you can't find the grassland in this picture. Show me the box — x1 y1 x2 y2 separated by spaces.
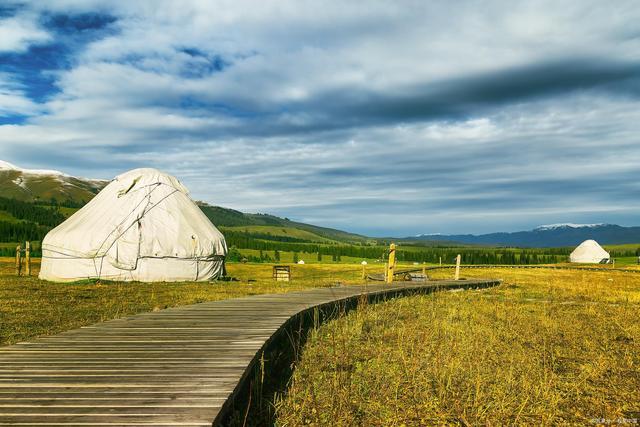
608 257 639 267
275 267 640 426
233 248 386 264
0 258 383 346
3 257 640 425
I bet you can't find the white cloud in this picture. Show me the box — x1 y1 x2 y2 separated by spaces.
0 73 43 116
0 14 50 52
1 1 640 234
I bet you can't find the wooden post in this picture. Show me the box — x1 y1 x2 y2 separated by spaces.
422 264 426 276
454 254 461 280
361 263 366 280
386 243 396 284
612 258 615 268
439 256 442 266
15 244 22 276
25 241 31 276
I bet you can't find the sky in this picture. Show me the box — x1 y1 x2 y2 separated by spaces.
0 1 639 236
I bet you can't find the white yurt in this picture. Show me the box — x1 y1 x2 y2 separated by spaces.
39 168 227 282
569 239 610 264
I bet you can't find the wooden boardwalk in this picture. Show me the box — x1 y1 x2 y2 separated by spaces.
0 279 499 426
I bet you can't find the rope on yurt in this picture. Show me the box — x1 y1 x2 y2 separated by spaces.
93 185 181 278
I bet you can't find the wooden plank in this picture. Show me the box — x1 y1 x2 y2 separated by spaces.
0 279 500 425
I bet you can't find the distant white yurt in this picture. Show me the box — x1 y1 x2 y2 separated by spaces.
569 240 610 264
297 260 305 265
39 168 227 282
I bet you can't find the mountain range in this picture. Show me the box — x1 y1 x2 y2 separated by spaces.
0 161 107 205
409 224 640 248
1 160 639 248
0 161 368 245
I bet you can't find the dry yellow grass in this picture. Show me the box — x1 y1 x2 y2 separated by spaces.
4 259 639 424
275 268 640 426
0 258 382 346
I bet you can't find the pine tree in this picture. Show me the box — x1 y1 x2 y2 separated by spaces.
293 252 299 263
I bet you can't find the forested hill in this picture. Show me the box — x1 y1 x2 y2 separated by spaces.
0 196 367 242
0 160 107 203
0 160 369 247
0 197 65 246
0 195 371 258
197 203 369 244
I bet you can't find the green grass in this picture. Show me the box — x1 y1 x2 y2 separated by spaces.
198 204 369 244
57 206 80 218
275 267 640 425
0 258 383 346
604 243 640 251
222 225 337 243
610 256 640 267
0 210 21 223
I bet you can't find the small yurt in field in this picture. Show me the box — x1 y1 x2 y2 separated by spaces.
39 168 227 282
569 239 610 264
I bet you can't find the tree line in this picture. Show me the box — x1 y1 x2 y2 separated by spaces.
0 197 65 227
224 232 575 264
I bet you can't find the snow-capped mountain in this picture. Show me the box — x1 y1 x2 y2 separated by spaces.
409 224 640 247
0 160 70 177
534 223 606 231
0 160 108 204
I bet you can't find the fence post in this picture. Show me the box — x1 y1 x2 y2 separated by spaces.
25 241 31 276
454 254 461 280
361 263 366 280
439 256 442 266
386 243 396 284
15 244 22 276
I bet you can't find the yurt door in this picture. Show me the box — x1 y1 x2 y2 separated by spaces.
109 219 141 270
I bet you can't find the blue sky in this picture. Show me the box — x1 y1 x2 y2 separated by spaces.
1 1 639 236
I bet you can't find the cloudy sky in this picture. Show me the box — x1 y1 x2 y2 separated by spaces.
0 1 639 236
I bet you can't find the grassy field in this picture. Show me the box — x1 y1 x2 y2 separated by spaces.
610 257 639 267
235 248 386 264
275 267 640 426
0 258 383 346
4 258 640 424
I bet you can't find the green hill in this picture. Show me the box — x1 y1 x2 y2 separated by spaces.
0 161 370 255
0 161 107 204
197 203 369 244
